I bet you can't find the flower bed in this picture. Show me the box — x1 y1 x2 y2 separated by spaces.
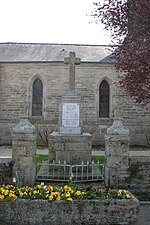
0 183 139 225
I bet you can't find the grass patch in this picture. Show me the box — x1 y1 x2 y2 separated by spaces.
36 155 105 172
36 154 48 164
92 156 105 164
92 156 105 174
36 155 105 165
36 154 48 172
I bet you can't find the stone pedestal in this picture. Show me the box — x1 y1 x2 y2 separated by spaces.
49 132 92 164
104 118 130 188
49 92 92 164
11 116 37 186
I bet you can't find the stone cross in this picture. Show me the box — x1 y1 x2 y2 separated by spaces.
64 52 80 92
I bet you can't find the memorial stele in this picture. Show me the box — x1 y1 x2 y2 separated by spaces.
48 52 92 164
60 51 81 135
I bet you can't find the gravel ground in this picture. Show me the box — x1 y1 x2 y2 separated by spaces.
0 146 150 157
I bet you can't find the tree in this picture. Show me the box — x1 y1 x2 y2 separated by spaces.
92 0 150 106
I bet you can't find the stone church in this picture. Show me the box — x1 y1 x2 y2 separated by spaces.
0 43 149 146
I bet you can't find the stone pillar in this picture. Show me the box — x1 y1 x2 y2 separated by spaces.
11 116 37 186
104 118 130 188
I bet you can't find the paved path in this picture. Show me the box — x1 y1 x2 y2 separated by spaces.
0 146 150 158
92 150 150 157
133 202 150 225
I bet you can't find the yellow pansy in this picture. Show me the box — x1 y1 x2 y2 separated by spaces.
13 195 18 200
126 193 131 199
37 185 42 189
56 196 61 200
65 193 71 198
63 185 72 192
104 195 108 199
1 189 5 194
49 195 53 201
47 186 53 192
96 188 102 192
9 192 14 198
75 190 81 196
19 192 23 197
4 190 9 196
0 195 4 199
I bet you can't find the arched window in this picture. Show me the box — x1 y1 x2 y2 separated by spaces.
32 78 43 116
99 80 109 118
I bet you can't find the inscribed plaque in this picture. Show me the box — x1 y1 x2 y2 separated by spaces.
62 103 80 127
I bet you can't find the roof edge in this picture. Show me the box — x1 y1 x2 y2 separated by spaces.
0 42 116 47
0 61 115 64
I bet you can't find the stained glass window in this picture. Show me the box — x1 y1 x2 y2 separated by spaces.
32 78 43 116
99 80 109 118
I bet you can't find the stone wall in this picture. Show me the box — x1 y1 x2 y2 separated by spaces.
0 63 150 146
126 157 150 191
0 198 139 225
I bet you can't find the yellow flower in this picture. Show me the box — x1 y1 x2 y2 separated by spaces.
47 186 53 192
53 192 60 198
64 185 68 189
1 188 5 194
118 190 123 195
9 193 14 198
33 190 39 195
37 185 42 189
49 195 53 201
104 195 108 199
75 190 81 196
4 190 9 196
63 185 71 191
65 193 71 198
96 188 102 192
126 193 131 199
0 195 4 199
13 195 18 200
118 190 123 198
56 196 61 200
67 197 73 201
19 192 23 197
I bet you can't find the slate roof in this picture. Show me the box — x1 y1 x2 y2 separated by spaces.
0 42 115 64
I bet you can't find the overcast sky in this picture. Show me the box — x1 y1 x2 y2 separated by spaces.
0 0 112 45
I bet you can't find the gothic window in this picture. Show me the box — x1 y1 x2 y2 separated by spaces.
32 78 43 116
99 80 109 118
